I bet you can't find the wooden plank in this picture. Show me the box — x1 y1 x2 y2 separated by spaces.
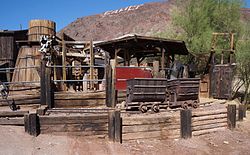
39 114 108 125
29 113 40 136
54 92 105 99
114 111 122 143
192 122 227 131
122 116 179 125
41 130 108 136
192 114 227 122
123 124 180 133
0 111 29 117
105 65 112 107
40 60 46 105
238 104 244 121
192 109 227 117
54 99 105 108
108 111 115 141
45 67 52 108
192 118 227 127
192 127 227 136
181 109 192 139
40 123 108 133
227 104 236 130
0 117 24 125
122 130 180 141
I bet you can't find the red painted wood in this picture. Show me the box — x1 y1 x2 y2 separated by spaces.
115 68 152 90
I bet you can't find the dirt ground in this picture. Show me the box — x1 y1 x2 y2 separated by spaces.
1 107 250 155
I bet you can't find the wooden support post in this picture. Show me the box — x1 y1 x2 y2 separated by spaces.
110 49 120 108
221 51 224 64
105 64 112 107
180 109 192 139
24 114 29 133
45 67 52 109
108 111 115 142
108 110 122 143
227 104 236 130
153 61 159 78
89 40 94 90
114 110 122 143
24 113 40 136
40 60 46 105
238 104 244 121
243 104 247 118
160 48 165 78
161 48 165 70
61 33 67 90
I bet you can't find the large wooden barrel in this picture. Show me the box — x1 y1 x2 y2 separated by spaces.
10 46 41 94
28 19 56 41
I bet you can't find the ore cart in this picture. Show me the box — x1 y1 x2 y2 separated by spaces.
126 78 168 113
166 78 200 109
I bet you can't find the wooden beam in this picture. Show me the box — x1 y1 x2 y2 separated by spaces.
161 48 165 70
181 109 192 139
89 40 94 90
227 104 236 130
108 111 115 142
61 33 67 90
0 111 29 117
105 64 112 107
238 104 244 121
40 60 46 105
114 110 122 143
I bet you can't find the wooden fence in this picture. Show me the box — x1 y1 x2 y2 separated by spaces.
121 113 180 141
39 114 108 136
20 104 247 143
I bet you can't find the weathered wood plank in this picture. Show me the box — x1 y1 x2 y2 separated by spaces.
108 111 115 141
192 114 227 122
41 130 108 136
122 116 179 125
123 124 180 133
40 123 108 133
192 127 227 136
181 109 192 139
0 117 24 125
29 113 40 136
192 109 227 117
114 111 122 143
122 130 180 140
192 122 227 131
39 114 108 125
227 104 236 130
0 111 29 117
192 118 227 127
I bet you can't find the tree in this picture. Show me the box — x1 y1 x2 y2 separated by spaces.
170 0 243 54
235 20 250 103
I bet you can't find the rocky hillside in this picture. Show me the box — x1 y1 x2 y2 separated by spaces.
59 0 250 41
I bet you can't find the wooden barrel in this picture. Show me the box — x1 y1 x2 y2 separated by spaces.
28 19 56 41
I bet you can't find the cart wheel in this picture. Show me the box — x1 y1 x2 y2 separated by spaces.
152 104 160 113
192 101 199 109
181 102 188 109
139 104 148 113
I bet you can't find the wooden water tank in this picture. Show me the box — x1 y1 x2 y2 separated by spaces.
28 20 56 41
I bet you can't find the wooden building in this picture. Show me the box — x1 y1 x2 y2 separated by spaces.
0 30 28 82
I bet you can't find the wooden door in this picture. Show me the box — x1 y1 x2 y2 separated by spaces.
211 65 232 99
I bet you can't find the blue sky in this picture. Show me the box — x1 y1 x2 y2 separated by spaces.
0 0 249 31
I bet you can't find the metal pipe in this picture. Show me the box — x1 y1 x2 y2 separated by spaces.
0 66 39 71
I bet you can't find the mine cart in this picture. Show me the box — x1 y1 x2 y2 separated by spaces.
126 78 168 113
166 78 200 109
